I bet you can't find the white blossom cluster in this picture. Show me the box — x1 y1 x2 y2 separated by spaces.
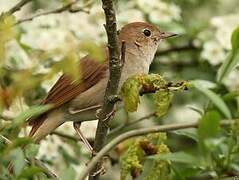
200 14 239 66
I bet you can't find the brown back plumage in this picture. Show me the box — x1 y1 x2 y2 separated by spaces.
29 55 108 136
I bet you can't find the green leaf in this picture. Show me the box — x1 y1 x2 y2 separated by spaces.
223 91 239 101
60 166 76 180
192 82 232 119
148 152 198 165
191 80 217 89
120 77 141 112
79 40 104 63
217 26 239 82
58 146 78 164
8 137 32 150
3 105 53 137
51 51 80 81
231 26 239 52
120 141 142 180
188 106 204 116
217 52 239 83
10 148 26 175
197 111 221 155
153 91 173 117
25 144 39 159
139 74 166 89
0 13 16 64
139 158 170 180
198 111 221 140
17 166 42 179
12 105 53 128
174 130 198 142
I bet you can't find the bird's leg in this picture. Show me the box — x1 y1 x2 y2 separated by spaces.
73 122 95 155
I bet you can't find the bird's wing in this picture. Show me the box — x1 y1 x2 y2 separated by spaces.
28 55 108 128
41 56 108 108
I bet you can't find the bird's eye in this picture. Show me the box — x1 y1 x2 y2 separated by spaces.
143 29 151 37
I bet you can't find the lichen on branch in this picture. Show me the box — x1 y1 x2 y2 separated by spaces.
120 133 170 180
120 74 190 116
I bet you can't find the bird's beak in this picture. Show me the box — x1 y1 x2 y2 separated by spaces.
160 31 178 39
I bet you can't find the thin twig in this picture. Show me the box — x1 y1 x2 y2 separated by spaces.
7 0 32 14
78 120 234 180
33 159 58 179
89 0 121 179
16 0 89 25
127 112 156 127
108 112 130 136
108 112 156 137
51 131 78 142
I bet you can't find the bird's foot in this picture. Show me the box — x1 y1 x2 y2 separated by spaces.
91 166 106 177
96 108 116 128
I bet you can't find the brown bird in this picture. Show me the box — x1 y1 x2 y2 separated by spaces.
28 22 177 147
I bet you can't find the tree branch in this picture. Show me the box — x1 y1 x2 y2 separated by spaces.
78 120 234 180
16 0 89 25
51 131 78 142
108 112 156 137
88 0 122 179
7 0 32 15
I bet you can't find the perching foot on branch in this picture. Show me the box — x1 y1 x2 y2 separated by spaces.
96 107 116 129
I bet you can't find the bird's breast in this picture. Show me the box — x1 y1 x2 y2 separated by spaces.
119 52 151 89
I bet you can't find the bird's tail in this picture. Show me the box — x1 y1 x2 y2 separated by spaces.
29 110 65 142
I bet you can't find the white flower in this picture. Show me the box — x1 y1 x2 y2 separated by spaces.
137 0 159 13
211 14 239 49
201 40 226 65
224 68 239 90
80 120 98 139
137 0 181 23
118 9 145 24
2 97 28 118
172 105 201 123
20 7 106 49
21 28 70 50
0 0 28 19
57 122 75 135
37 135 62 160
65 6 106 42
149 3 181 23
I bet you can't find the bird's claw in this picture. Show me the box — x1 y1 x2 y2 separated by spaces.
96 109 116 126
91 166 106 176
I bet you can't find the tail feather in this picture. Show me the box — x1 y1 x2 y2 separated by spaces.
29 110 65 142
29 114 47 137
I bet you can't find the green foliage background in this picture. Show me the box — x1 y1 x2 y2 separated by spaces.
0 0 239 179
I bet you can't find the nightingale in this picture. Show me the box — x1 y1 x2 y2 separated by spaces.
28 22 177 144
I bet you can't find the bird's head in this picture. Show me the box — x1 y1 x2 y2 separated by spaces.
118 22 177 61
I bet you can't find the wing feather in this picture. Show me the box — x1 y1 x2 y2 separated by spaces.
29 55 108 126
